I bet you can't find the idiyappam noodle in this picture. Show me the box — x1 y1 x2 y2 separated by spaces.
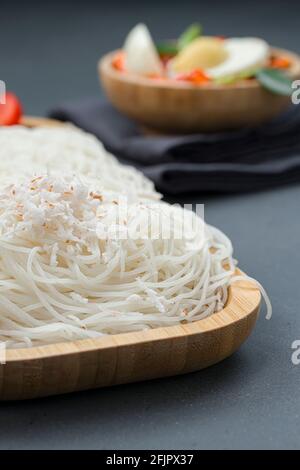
0 173 269 349
0 126 271 348
0 125 159 202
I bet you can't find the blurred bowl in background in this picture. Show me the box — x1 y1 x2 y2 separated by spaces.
99 47 300 134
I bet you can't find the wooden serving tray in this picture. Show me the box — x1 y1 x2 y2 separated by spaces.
0 118 261 400
21 116 65 128
0 273 260 400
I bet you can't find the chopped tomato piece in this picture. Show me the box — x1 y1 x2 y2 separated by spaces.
112 52 125 71
270 56 291 69
0 92 23 126
176 69 211 84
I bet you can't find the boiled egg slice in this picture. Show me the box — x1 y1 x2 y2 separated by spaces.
207 37 270 79
171 37 229 74
123 23 164 76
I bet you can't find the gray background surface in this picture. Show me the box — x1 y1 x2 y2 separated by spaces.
0 0 300 450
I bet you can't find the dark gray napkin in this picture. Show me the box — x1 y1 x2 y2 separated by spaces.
49 97 300 194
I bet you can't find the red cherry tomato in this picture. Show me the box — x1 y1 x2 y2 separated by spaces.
0 92 23 126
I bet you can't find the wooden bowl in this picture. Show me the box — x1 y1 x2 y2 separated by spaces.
99 47 300 134
0 118 261 400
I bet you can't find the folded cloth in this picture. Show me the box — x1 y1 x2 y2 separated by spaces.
49 97 300 194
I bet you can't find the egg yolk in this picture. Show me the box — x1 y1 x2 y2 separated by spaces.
171 37 228 73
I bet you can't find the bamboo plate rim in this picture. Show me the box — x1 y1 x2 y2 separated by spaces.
5 270 261 362
99 47 300 91
20 116 65 127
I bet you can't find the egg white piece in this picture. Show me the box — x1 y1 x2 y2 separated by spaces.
207 37 270 79
124 23 164 76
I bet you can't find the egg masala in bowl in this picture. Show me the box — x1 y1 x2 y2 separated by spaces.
99 23 300 133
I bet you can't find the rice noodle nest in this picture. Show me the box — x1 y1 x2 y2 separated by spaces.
0 173 236 348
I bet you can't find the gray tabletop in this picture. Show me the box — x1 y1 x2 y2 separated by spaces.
1 0 300 450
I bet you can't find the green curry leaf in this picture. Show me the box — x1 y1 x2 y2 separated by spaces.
256 68 293 95
177 23 202 50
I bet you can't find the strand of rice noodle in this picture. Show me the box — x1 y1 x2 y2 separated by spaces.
0 125 159 202
0 173 271 348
